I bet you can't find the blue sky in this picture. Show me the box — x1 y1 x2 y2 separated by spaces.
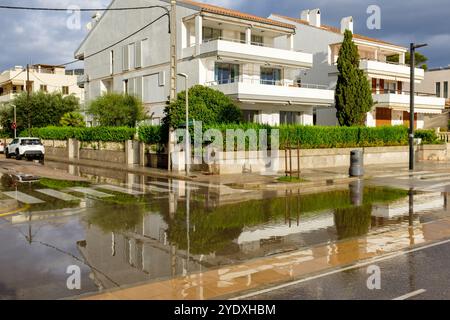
0 0 448 71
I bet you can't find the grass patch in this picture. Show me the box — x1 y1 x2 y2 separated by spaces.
38 178 90 190
277 176 309 183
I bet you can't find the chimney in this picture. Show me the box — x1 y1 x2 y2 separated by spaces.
309 9 321 27
87 12 102 30
340 16 354 34
300 10 310 23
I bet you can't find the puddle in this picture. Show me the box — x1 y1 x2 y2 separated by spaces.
1 165 449 299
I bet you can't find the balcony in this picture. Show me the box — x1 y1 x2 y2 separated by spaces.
360 59 424 82
183 38 313 68
207 77 334 106
373 91 445 114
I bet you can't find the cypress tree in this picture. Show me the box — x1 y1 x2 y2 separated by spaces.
335 30 374 126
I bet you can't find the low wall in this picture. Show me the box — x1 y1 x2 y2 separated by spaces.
179 144 448 175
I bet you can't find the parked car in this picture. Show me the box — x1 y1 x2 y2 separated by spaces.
5 137 45 161
0 141 4 154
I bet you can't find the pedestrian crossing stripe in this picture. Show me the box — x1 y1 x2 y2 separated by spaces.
2 191 45 204
36 189 80 202
68 187 113 198
148 180 199 191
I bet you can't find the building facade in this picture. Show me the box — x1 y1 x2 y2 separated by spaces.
0 64 84 105
75 0 335 126
417 67 450 107
270 10 446 128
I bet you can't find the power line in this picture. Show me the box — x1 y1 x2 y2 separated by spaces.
0 68 26 88
0 4 170 13
58 12 169 67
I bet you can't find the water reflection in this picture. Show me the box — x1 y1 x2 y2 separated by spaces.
1 168 450 298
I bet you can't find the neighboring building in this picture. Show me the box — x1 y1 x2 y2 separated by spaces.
0 64 85 104
270 10 446 128
417 66 450 107
75 0 335 125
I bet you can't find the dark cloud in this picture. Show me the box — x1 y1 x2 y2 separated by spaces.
0 0 448 70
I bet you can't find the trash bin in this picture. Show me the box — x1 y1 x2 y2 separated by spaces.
349 150 364 177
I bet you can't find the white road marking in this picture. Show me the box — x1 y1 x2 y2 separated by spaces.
95 184 144 195
68 187 113 198
2 191 44 204
230 238 450 300
36 189 80 201
131 183 170 193
421 181 450 191
148 180 199 191
393 289 426 300
373 171 432 179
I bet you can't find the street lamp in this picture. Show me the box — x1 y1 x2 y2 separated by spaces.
177 73 189 176
409 43 428 171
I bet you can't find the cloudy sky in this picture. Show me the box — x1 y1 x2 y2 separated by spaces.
0 0 448 71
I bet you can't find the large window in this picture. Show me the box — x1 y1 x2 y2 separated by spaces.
444 81 448 99
202 27 222 42
260 67 282 85
280 111 303 125
436 82 441 97
215 63 239 84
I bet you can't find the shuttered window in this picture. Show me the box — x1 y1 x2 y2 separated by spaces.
122 45 129 71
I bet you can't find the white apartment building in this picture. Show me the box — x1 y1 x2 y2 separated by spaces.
417 66 450 107
271 10 446 129
75 0 335 126
0 64 84 104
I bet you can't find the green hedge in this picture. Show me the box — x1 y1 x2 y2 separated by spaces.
138 125 162 144
415 129 441 144
0 130 11 138
20 126 135 142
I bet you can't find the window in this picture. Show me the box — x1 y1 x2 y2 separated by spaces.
280 111 303 125
135 40 143 69
62 86 69 95
242 110 259 123
215 63 239 84
123 79 129 94
202 27 222 42
110 50 114 74
122 45 129 71
0 87 3 95
40 85 48 92
444 81 448 99
260 67 281 85
436 82 441 97
129 43 135 70
158 71 165 87
239 33 264 46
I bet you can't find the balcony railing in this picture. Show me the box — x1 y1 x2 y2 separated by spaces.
192 36 270 48
206 76 328 89
374 89 439 97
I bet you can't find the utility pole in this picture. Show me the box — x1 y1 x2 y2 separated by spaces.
26 64 31 132
168 0 177 171
13 105 17 139
409 43 427 171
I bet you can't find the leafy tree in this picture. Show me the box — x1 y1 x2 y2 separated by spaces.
59 112 86 127
163 85 242 129
335 30 374 126
387 52 428 70
88 93 146 127
0 91 79 134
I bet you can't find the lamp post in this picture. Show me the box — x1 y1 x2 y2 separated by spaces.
409 43 428 171
177 73 189 176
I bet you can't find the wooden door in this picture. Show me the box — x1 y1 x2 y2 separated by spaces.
376 108 392 127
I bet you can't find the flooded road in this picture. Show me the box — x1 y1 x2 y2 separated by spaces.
1 162 450 299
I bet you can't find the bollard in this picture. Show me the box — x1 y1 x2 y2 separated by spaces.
349 150 364 177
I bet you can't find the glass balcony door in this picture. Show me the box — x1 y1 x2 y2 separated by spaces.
260 67 282 86
215 62 240 85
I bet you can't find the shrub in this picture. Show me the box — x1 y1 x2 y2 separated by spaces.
88 93 146 127
20 126 135 142
415 129 441 144
138 125 162 145
60 112 86 127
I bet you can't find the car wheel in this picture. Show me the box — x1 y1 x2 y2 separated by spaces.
15 150 22 160
5 149 11 159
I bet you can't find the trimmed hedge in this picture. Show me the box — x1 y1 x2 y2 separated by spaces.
138 125 162 145
415 129 441 144
20 126 135 142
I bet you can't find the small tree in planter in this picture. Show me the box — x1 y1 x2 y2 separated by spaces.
335 30 374 126
59 112 86 127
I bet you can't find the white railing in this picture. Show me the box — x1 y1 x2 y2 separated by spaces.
206 76 328 89
191 36 271 48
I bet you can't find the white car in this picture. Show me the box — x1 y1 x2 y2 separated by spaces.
0 140 4 154
5 137 45 161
